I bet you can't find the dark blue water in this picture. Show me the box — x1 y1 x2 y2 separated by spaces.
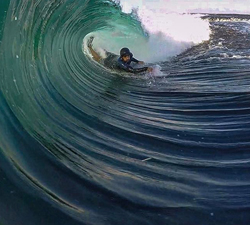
1 1 250 224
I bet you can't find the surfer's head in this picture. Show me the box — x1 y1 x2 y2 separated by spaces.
120 48 131 62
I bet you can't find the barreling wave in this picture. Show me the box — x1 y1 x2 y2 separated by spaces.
1 0 250 225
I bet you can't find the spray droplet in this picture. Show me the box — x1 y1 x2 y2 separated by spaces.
15 17 17 21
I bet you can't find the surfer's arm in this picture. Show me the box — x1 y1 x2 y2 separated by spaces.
132 57 145 65
131 57 139 63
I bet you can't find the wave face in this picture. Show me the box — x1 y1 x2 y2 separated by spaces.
1 0 250 225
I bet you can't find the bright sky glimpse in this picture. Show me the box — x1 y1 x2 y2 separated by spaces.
118 0 250 14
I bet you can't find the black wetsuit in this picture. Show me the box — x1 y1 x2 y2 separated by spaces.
103 52 148 73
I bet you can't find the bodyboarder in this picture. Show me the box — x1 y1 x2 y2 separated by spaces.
87 37 153 74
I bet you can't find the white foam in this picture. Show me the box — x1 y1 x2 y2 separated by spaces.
137 8 210 43
107 1 211 63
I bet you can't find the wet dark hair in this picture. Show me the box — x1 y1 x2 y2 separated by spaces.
120 47 131 57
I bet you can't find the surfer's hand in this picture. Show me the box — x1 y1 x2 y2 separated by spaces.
147 67 153 72
138 61 145 65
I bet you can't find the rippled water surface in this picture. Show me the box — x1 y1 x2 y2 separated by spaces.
1 1 250 225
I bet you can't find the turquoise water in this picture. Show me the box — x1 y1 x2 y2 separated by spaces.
1 1 250 224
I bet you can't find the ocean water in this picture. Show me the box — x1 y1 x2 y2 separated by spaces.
1 0 250 225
